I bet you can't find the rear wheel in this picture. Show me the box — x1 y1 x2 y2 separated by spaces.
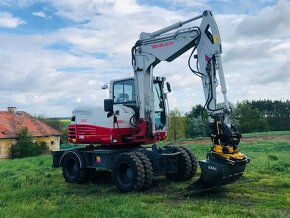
180 146 198 179
166 146 192 181
112 152 145 193
61 152 87 183
134 152 153 191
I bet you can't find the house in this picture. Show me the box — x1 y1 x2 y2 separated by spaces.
0 107 60 159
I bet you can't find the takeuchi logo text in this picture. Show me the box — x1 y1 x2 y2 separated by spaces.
151 41 174 49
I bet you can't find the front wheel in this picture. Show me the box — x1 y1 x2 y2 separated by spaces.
112 152 145 193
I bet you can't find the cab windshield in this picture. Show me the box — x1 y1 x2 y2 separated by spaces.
154 82 166 130
113 79 136 104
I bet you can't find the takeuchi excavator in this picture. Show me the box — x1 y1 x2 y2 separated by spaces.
52 10 250 193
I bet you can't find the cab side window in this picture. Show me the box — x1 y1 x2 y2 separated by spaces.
113 79 136 104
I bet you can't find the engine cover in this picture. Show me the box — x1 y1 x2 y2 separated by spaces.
68 105 137 145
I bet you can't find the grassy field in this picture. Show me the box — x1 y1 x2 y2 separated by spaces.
0 132 289 217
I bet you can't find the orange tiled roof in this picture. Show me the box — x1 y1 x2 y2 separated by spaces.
0 111 61 139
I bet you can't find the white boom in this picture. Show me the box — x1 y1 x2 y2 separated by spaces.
131 10 249 192
132 10 230 135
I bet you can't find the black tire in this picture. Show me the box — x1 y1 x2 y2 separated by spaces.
179 146 198 179
166 146 192 182
61 152 87 183
112 152 145 193
134 152 153 191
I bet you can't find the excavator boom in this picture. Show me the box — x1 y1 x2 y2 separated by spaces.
131 10 250 192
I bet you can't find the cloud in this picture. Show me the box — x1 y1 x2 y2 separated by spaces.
223 39 278 64
0 0 38 7
235 0 290 39
251 60 290 85
234 83 290 103
268 41 290 62
0 12 25 28
32 11 47 18
0 0 289 117
50 0 116 22
212 0 290 100
161 0 208 9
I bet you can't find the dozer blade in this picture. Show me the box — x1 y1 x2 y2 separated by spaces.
186 157 249 193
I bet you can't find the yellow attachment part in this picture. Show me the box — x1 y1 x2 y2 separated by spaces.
212 144 246 160
213 34 219 43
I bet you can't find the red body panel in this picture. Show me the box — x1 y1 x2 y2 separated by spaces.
68 119 166 146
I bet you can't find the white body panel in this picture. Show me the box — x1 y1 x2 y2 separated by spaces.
72 105 135 129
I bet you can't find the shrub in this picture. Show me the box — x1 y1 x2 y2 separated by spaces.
10 127 49 158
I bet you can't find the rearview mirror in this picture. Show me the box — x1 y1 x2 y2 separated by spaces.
166 82 171 93
102 84 108 89
104 99 113 112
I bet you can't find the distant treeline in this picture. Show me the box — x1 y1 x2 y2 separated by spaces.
37 100 289 141
168 100 290 140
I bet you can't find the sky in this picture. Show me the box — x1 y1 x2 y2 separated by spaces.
0 0 289 117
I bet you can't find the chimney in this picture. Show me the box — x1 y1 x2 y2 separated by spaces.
7 107 17 113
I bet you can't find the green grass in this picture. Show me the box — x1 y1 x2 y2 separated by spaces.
242 130 290 138
0 133 289 217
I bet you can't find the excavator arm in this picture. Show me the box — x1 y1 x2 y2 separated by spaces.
132 10 249 191
132 10 226 138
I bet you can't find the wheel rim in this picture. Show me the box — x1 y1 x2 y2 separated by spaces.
118 162 133 187
67 158 78 177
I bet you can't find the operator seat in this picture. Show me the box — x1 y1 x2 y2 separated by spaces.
116 93 130 103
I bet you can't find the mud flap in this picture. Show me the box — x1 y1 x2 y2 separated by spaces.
186 157 249 193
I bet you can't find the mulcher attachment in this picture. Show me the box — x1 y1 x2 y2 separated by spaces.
187 153 249 193
187 120 250 193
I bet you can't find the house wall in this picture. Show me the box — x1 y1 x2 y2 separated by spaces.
0 136 60 159
36 136 60 151
0 139 17 159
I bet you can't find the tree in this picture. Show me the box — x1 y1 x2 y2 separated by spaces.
185 105 208 138
186 104 205 119
242 100 290 131
167 109 186 140
235 102 269 133
186 116 208 138
10 127 48 158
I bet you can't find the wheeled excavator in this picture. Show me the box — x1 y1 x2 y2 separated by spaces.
52 10 249 193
